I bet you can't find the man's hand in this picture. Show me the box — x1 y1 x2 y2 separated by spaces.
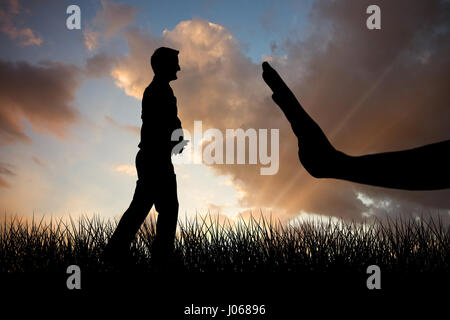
262 61 345 178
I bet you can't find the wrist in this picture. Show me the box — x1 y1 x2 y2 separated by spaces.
330 150 351 179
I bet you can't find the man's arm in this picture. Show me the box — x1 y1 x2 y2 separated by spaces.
170 88 186 154
262 61 450 190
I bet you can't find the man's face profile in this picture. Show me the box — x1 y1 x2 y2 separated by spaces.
160 54 180 81
169 56 181 81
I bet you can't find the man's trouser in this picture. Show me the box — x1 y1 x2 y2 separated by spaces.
106 149 179 258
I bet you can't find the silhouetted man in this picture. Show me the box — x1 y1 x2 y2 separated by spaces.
106 47 185 266
262 61 450 190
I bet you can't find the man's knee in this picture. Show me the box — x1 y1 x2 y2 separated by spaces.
129 194 152 211
155 198 178 213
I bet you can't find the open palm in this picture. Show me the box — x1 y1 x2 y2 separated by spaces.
262 62 344 179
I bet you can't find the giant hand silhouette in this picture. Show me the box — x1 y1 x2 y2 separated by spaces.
262 61 346 179
262 61 450 190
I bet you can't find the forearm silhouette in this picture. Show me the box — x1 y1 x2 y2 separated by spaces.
262 62 450 190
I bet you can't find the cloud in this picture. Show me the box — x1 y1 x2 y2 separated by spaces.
83 29 100 51
84 52 116 78
0 0 42 46
32 156 47 167
97 0 136 38
105 115 139 135
110 27 163 98
0 59 81 144
114 164 136 177
104 1 450 221
0 178 9 188
111 20 267 130
83 0 136 51
0 162 15 188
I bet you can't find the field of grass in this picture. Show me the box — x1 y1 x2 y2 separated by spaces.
0 213 448 274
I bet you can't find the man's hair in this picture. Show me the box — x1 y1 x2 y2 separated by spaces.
151 47 179 75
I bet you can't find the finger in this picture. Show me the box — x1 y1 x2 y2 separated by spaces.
262 62 286 92
263 67 316 140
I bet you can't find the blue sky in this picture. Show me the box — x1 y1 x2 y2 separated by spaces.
1 0 313 63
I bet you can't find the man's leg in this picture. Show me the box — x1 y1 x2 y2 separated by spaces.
106 178 153 255
152 171 179 261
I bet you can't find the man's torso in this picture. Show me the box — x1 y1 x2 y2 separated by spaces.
138 79 182 159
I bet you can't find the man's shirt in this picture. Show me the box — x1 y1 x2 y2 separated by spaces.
138 78 183 158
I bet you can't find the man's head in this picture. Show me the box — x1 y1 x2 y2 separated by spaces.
151 47 180 81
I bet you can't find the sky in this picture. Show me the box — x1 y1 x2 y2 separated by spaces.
0 0 449 224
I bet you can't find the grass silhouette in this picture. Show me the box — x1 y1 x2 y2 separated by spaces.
0 213 448 273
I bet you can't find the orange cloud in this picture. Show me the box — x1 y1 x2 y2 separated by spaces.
0 0 42 46
83 0 136 51
84 52 116 78
105 115 139 135
114 164 137 177
32 156 47 167
83 29 100 51
0 162 15 188
0 177 9 188
0 60 81 144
